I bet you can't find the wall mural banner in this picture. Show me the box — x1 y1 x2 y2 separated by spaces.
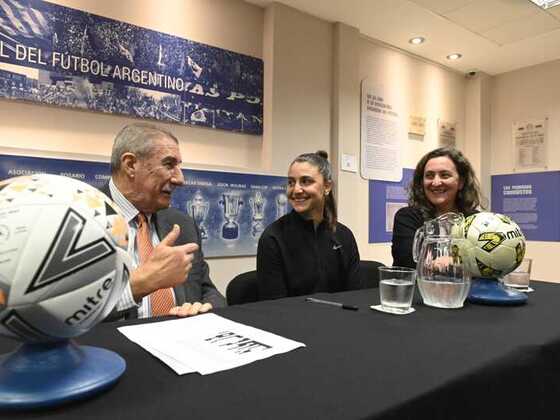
0 0 263 134
0 154 289 257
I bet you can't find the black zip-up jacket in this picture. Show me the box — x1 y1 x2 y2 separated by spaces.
256 210 361 300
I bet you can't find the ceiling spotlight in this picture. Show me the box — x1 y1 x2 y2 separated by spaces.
446 53 462 60
409 36 425 45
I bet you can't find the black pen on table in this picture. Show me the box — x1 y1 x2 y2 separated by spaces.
305 297 359 311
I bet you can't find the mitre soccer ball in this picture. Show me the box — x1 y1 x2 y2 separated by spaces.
0 174 131 342
460 212 526 278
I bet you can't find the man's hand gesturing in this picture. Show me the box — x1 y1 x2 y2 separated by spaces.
130 224 199 301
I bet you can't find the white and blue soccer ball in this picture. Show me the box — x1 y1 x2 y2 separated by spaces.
0 174 131 342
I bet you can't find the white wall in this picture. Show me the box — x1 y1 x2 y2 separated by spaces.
491 59 560 282
264 11 468 270
334 36 467 266
263 3 333 174
464 73 492 205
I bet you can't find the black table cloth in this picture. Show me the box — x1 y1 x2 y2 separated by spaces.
2 281 560 419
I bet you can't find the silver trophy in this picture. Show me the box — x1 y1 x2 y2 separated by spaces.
276 193 288 219
186 190 209 240
249 191 266 237
219 192 243 240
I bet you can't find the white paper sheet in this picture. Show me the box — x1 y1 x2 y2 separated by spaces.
118 313 305 375
120 328 196 374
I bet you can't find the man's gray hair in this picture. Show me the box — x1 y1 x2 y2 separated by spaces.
110 123 179 174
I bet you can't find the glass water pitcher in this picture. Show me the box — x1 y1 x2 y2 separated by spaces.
412 212 465 263
416 235 471 309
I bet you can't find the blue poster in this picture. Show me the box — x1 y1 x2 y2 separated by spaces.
491 171 560 241
368 169 414 243
0 154 288 257
0 0 263 134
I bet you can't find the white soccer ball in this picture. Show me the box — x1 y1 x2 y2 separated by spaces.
460 212 526 278
0 174 131 342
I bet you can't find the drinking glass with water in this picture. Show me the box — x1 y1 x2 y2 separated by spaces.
503 258 532 290
378 267 416 313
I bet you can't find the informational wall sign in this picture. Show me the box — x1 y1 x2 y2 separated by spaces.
491 171 560 241
512 119 547 170
368 168 414 243
0 154 288 257
438 120 457 148
0 0 263 134
360 81 404 181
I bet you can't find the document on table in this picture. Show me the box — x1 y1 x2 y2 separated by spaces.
118 313 306 375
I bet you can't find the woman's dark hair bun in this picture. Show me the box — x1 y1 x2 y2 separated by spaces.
316 150 329 160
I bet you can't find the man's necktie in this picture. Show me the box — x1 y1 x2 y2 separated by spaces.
136 213 175 316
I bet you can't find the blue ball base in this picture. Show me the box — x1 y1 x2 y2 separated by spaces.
0 340 126 410
467 277 528 306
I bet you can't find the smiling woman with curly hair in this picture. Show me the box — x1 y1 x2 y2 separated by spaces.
392 147 486 268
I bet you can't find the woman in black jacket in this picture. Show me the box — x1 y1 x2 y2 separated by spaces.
257 151 361 300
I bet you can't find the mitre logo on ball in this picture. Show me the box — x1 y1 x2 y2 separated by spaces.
460 212 526 278
0 174 131 342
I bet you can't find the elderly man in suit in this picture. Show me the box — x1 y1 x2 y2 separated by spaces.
104 123 225 319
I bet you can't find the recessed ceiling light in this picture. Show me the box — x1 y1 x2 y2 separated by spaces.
409 36 425 45
528 0 560 10
446 53 462 60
